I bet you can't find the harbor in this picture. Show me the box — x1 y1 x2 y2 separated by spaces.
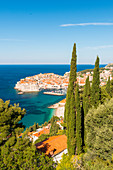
43 91 64 96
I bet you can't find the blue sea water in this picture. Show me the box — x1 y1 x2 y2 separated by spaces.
0 64 106 128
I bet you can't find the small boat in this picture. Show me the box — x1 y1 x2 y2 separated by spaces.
18 92 24 95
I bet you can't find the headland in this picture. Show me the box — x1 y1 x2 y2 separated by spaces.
14 64 113 94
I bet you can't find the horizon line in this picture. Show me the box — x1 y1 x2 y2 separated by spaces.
0 63 107 65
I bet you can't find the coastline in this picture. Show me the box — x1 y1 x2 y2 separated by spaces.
48 99 66 118
0 64 106 129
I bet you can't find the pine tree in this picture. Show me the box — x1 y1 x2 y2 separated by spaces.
106 76 111 97
91 56 100 108
0 99 54 169
75 84 82 154
64 43 77 156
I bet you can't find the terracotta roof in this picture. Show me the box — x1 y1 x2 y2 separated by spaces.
19 133 23 137
35 135 67 156
28 131 35 136
59 99 66 104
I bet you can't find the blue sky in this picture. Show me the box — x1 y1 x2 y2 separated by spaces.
0 0 113 64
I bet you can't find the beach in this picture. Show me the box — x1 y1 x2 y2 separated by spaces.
48 99 66 118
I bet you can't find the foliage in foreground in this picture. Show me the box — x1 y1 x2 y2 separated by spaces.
91 56 100 108
57 154 113 170
50 116 60 136
85 98 113 161
0 99 55 170
64 43 77 156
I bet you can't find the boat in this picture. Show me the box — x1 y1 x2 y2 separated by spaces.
18 92 24 95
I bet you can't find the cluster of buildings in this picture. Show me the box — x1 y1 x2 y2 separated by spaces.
14 73 69 92
16 64 113 163
15 65 113 93
26 119 63 143
77 67 113 87
15 78 39 92
19 119 66 162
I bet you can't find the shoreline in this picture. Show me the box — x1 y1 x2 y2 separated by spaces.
48 99 66 118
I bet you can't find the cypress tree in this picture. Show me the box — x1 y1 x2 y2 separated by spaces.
75 84 82 154
91 56 100 108
110 79 113 97
64 43 77 156
68 91 76 155
83 76 90 145
83 76 90 117
106 76 111 97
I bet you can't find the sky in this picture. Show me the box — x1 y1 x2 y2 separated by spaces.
0 0 113 64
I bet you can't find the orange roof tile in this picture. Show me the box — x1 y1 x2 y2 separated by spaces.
36 135 67 156
28 131 35 136
60 98 66 103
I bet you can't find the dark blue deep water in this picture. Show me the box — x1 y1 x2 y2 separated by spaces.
0 64 106 128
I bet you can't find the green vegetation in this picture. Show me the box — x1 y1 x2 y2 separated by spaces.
83 76 91 145
1 43 113 169
83 76 90 117
101 86 110 103
85 98 113 161
0 99 25 145
0 99 55 170
64 43 77 156
50 116 60 136
58 46 113 169
57 154 113 170
91 56 101 108
110 79 113 96
29 122 39 132
34 134 49 144
56 154 83 170
75 84 82 155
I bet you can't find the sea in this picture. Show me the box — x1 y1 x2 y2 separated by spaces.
0 64 106 128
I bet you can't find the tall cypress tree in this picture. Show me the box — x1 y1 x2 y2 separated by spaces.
83 76 90 117
106 76 111 97
83 76 90 145
75 84 82 155
91 56 100 108
64 43 77 156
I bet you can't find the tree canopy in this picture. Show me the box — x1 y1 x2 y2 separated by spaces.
91 56 100 108
0 99 55 170
64 43 77 156
85 98 113 161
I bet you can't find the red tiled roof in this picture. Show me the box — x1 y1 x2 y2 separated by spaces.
36 135 67 156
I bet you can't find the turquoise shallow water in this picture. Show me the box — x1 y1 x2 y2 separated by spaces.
19 91 65 127
0 64 106 128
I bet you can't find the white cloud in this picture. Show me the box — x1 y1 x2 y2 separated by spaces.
84 45 113 50
0 39 26 42
60 23 113 27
